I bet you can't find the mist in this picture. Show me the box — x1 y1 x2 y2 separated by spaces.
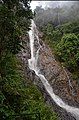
31 1 77 10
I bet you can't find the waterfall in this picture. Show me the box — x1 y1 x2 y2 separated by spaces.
28 20 79 120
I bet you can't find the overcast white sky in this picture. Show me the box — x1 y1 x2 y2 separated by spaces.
30 1 74 10
30 1 47 10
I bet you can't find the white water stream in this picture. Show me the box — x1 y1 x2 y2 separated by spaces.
28 20 79 120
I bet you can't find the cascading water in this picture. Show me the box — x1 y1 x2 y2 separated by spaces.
28 20 79 120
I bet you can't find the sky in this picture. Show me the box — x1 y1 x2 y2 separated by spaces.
30 1 74 11
30 1 47 10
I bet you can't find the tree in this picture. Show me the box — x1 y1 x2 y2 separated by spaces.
53 6 64 26
0 0 33 55
0 1 33 119
0 1 58 120
56 33 79 71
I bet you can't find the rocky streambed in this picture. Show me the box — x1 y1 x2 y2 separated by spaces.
18 35 79 120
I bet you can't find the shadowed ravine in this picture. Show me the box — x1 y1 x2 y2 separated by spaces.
28 20 79 120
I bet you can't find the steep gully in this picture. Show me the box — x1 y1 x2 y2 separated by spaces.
28 20 79 120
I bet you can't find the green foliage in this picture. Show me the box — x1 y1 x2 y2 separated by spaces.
34 1 79 28
42 23 62 48
0 1 58 119
52 30 62 42
56 34 79 70
0 0 33 54
42 21 79 79
77 34 79 39
56 21 79 35
0 54 58 120
43 21 79 43
42 24 54 41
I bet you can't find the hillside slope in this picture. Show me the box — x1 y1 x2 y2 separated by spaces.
19 34 79 120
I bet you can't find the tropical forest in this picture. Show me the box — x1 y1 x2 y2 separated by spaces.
0 1 79 120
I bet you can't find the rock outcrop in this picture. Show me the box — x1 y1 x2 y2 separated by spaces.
18 35 79 120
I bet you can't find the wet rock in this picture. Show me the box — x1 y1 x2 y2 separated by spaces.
38 40 79 108
17 34 79 120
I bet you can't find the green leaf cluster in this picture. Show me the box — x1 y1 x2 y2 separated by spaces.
0 1 58 119
56 34 79 70
0 0 33 54
42 21 79 80
0 54 58 120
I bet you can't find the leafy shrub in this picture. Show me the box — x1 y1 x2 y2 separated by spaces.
77 34 79 39
56 22 79 35
52 30 62 42
56 33 79 71
0 53 58 120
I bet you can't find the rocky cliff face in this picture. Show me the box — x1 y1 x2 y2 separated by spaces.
18 35 79 120
39 41 79 107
